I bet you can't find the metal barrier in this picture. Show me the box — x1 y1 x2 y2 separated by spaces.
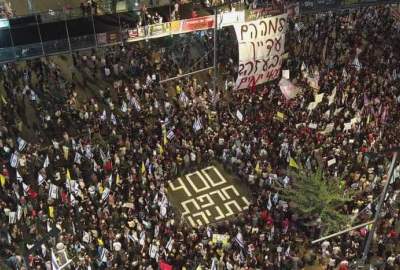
0 0 398 64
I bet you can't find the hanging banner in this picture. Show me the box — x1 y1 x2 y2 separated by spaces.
149 23 171 37
246 6 281 21
235 14 288 90
181 16 215 32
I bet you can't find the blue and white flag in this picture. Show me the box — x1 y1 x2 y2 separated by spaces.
16 171 23 183
193 117 202 132
49 184 59 199
121 101 128 113
101 188 110 203
110 113 117 125
74 152 82 165
51 250 60 270
100 110 107 121
98 246 109 263
17 137 27 151
272 192 279 204
37 173 45 185
179 92 189 105
43 155 50 168
235 231 245 249
352 57 362 71
131 97 141 112
267 193 272 210
167 129 175 140
10 152 19 168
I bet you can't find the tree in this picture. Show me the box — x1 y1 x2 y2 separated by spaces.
281 167 354 235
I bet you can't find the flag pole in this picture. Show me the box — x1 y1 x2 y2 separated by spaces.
359 151 398 266
213 5 218 93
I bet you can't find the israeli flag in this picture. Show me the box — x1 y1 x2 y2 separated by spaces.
51 250 60 270
352 57 362 71
37 173 45 185
8 211 16 224
121 101 128 113
110 113 117 125
98 246 109 263
193 117 202 132
16 171 23 183
131 97 141 112
179 92 189 105
10 152 19 168
74 152 82 165
43 155 50 168
167 130 175 140
49 184 59 199
17 137 27 151
235 231 245 249
100 110 107 121
101 188 110 203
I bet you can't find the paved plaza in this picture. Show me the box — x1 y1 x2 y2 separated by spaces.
167 165 251 227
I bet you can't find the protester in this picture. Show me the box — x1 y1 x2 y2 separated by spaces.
0 4 399 270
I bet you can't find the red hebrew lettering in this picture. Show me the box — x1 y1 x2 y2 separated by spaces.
237 77 248 89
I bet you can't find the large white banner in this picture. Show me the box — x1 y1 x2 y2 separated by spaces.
234 14 288 90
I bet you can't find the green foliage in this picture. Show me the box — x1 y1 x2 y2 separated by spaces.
282 167 353 235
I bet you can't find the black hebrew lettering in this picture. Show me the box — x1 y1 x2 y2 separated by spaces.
250 42 256 60
274 36 282 52
240 25 248 40
245 61 254 75
249 23 258 39
259 20 267 36
278 17 286 32
238 63 245 75
265 39 274 56
268 18 278 35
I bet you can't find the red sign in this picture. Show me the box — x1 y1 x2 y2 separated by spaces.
181 16 214 32
128 29 139 38
159 261 172 270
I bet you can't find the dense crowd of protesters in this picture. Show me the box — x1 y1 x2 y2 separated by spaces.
0 3 399 270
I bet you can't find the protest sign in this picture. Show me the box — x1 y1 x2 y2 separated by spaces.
181 16 215 32
234 14 288 90
279 77 298 99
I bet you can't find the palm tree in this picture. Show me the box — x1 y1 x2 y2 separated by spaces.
281 167 354 235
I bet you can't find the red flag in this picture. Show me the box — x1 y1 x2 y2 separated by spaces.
27 188 38 199
159 261 172 270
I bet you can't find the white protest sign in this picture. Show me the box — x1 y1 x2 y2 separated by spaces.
279 77 298 99
234 14 288 90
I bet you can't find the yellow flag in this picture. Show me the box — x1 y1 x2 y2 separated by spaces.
267 163 272 173
0 174 5 187
63 146 69 160
289 158 299 169
116 173 121 186
49 206 54 218
97 238 104 246
255 161 261 174
141 162 146 174
162 125 167 145
1 95 7 105
367 114 370 125
66 169 71 181
158 144 164 155
98 183 104 194
277 112 285 120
